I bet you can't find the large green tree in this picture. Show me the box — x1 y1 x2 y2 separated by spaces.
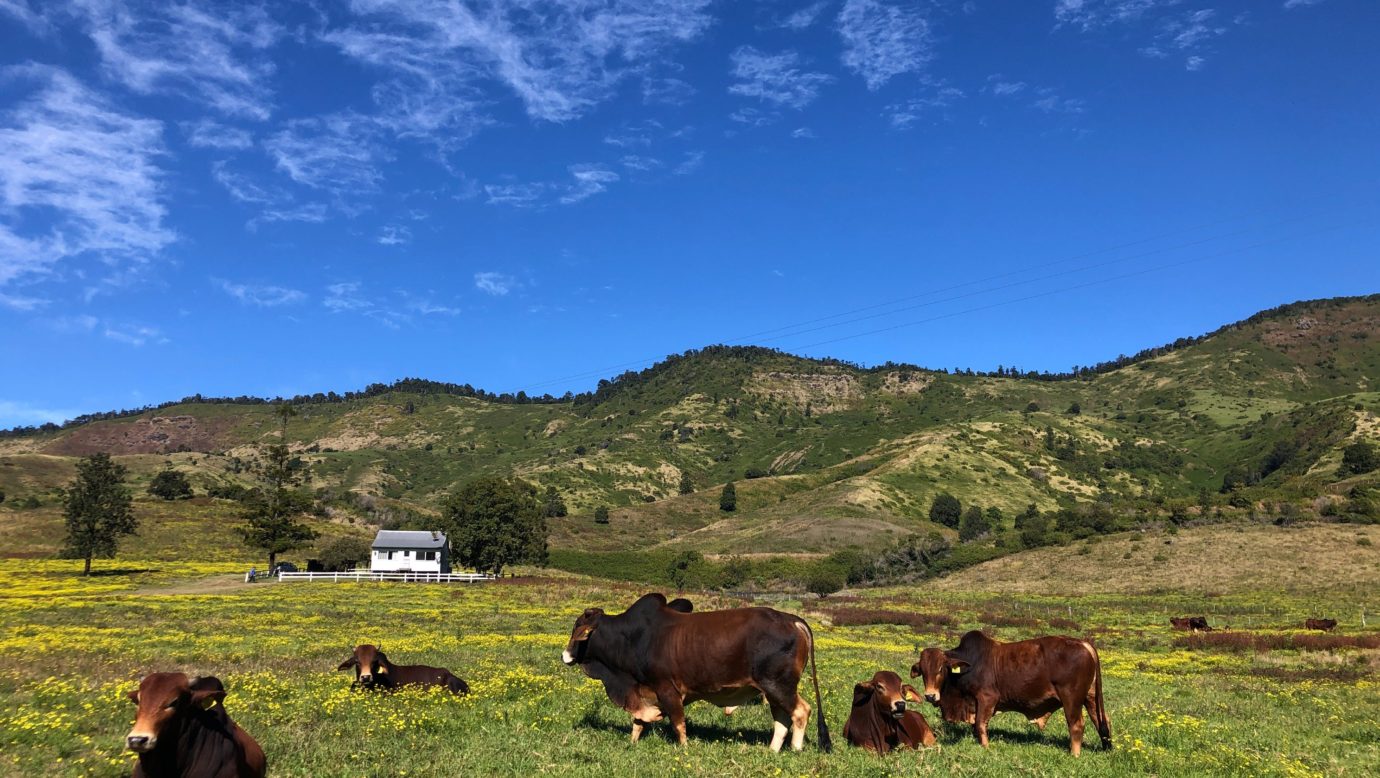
147 465 193 500
237 404 317 569
440 477 548 576
958 504 990 542
62 453 136 575
719 482 737 512
1342 441 1379 476
929 493 961 528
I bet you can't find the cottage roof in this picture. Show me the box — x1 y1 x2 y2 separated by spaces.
371 530 447 550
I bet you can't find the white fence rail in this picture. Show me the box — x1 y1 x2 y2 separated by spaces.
276 571 495 583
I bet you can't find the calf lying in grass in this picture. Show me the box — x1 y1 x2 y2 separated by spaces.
844 671 935 754
337 644 469 694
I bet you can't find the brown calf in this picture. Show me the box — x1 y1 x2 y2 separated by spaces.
911 630 1112 757
337 644 469 694
125 673 265 778
1304 618 1338 631
1170 616 1212 632
844 671 936 754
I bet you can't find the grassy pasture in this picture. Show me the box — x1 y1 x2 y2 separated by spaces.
1 558 1377 777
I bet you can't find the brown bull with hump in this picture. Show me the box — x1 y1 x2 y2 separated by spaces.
125 672 265 778
911 630 1112 757
563 592 831 752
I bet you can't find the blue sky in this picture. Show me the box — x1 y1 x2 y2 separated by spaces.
1 0 1377 426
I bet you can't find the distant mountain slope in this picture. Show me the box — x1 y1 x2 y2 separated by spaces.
2 295 1378 556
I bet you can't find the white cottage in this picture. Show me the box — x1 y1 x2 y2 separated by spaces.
370 530 451 574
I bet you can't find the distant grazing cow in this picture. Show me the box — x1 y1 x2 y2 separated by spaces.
563 592 831 752
337 644 469 694
844 671 936 754
911 630 1112 757
1305 618 1338 632
125 672 265 778
1170 616 1212 632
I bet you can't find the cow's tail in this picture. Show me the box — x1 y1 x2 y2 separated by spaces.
799 618 832 753
1086 639 1112 750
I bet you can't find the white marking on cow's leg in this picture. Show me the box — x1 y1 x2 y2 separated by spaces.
722 706 738 716
1031 712 1052 731
630 719 644 743
561 650 574 665
769 721 789 752
790 695 811 751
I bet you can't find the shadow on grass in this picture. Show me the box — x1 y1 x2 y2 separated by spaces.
938 719 1110 751
80 568 160 577
576 709 776 747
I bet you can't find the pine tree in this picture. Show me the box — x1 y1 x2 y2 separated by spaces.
958 504 990 542
237 404 317 569
678 471 694 495
719 482 737 512
62 453 136 575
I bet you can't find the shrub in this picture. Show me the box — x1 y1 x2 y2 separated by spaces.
719 482 737 512
148 468 194 500
929 493 961 528
744 467 769 479
805 568 845 598
980 612 1041 629
825 608 955 629
593 506 610 524
316 536 372 571
1177 632 1380 652
1341 441 1379 475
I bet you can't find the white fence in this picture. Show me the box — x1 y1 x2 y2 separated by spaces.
276 571 495 583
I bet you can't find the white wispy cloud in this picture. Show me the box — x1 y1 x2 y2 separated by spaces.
103 321 165 346
0 399 81 426
560 164 620 204
0 0 50 33
986 75 1028 96
837 0 933 90
728 106 781 127
620 155 662 171
1053 0 1177 31
0 290 48 310
779 1 829 30
377 225 411 246
1056 1 1231 70
888 84 963 128
1283 0 1326 8
59 0 282 120
324 0 713 132
641 76 696 105
474 272 517 296
1140 8 1228 68
216 278 306 307
264 113 390 196
182 119 253 150
673 150 705 175
0 66 173 292
729 47 833 109
323 282 371 313
1032 87 1086 114
791 127 816 139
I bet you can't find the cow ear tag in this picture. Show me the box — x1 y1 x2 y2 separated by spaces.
950 666 962 674
201 696 217 710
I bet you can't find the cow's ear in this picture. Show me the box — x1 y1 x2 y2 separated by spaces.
337 656 358 671
127 690 139 704
190 688 225 710
902 685 924 703
851 683 875 707
948 660 970 675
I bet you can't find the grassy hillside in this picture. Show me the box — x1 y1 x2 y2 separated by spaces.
2 295 1379 564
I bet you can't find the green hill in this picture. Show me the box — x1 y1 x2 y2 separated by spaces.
2 294 1378 565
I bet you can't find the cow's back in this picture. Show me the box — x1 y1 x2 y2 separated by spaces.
652 607 806 691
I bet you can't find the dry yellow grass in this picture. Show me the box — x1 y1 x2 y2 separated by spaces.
933 522 1380 595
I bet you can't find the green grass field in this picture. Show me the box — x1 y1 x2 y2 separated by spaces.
2 532 1377 777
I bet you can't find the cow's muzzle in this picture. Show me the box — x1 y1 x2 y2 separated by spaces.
126 735 154 753
892 701 906 718
561 650 574 666
924 692 940 704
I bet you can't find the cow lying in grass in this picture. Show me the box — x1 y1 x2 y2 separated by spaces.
125 672 266 778
844 671 935 754
911 630 1112 757
1170 616 1212 632
1305 618 1338 631
337 644 469 694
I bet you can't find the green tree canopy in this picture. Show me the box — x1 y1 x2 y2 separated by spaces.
719 482 737 512
316 536 372 572
147 466 193 500
1341 441 1379 475
237 404 318 569
440 477 548 576
958 504 990 542
62 453 136 575
593 505 610 524
542 485 568 518
929 493 961 528
678 471 694 495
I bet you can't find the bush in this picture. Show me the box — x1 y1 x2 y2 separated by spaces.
667 550 708 590
719 482 737 512
593 506 610 524
1341 441 1379 475
805 568 844 598
147 468 193 500
744 467 769 479
825 608 954 629
929 493 961 528
316 536 372 571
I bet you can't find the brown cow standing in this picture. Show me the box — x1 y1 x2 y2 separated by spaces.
337 644 469 694
125 673 266 778
1304 618 1338 631
844 671 936 754
911 630 1112 757
563 592 831 752
1169 616 1212 632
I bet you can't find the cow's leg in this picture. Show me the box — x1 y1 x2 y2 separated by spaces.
1030 712 1052 731
789 694 811 752
973 696 996 748
1085 689 1112 750
630 718 646 744
764 698 792 752
1062 695 1085 757
654 687 688 747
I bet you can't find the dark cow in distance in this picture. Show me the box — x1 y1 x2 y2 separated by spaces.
125 672 266 778
1305 618 1338 631
1170 616 1212 632
844 671 936 754
911 630 1112 757
337 644 469 694
563 592 831 752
